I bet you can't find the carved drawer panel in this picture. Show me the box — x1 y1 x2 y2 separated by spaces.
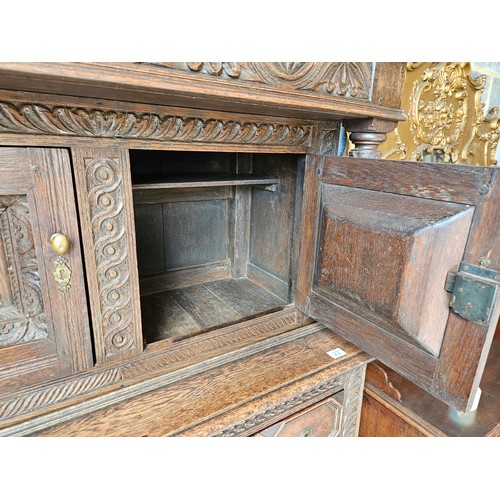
254 394 343 437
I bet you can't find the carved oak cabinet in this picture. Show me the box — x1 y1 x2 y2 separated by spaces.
0 62 498 437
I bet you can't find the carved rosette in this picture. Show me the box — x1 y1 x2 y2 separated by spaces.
84 158 135 357
0 101 312 148
0 196 47 348
146 62 373 99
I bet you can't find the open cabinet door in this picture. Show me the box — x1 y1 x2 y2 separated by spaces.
296 155 500 412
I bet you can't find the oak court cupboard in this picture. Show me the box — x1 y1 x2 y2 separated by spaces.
0 62 498 437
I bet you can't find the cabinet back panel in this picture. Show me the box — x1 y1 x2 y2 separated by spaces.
134 199 230 276
163 199 230 271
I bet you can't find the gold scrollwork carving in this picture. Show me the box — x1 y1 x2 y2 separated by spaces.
380 62 499 166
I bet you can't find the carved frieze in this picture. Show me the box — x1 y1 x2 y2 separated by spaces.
147 62 373 99
0 195 47 348
0 101 313 148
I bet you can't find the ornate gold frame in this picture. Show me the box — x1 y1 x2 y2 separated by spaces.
380 62 499 166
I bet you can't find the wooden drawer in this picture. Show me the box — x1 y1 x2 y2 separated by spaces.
254 393 343 437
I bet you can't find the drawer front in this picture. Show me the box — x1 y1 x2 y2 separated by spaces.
255 395 343 437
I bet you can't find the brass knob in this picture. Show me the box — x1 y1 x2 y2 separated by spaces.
50 233 70 255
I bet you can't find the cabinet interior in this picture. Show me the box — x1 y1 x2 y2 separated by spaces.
129 150 304 346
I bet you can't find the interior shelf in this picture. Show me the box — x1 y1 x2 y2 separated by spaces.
132 174 279 191
140 277 287 344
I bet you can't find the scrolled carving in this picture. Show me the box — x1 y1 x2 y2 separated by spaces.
84 158 135 357
409 63 468 162
146 62 373 99
0 101 313 147
0 195 47 348
381 62 499 166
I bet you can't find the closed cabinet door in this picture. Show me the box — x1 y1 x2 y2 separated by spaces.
296 155 500 412
0 147 93 395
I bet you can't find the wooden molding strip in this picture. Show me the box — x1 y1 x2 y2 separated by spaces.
0 309 304 431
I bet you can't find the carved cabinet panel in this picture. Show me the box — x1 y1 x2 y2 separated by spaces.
296 155 500 412
0 147 92 394
71 147 143 364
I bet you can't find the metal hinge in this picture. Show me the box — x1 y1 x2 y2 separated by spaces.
445 262 500 326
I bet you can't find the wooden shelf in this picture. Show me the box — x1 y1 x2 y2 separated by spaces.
132 174 279 191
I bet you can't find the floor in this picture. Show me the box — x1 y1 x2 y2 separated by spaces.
140 277 287 343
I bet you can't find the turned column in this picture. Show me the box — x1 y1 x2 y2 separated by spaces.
345 118 399 159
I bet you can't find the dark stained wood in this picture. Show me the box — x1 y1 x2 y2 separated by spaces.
204 278 286 316
321 155 488 204
435 168 500 408
141 278 287 344
345 118 399 159
359 387 444 437
132 174 278 190
133 203 164 276
141 290 202 343
0 308 304 433
0 90 317 155
295 155 323 314
307 291 437 385
248 154 301 301
162 199 230 271
0 147 93 394
297 155 500 412
168 283 242 330
229 154 252 279
370 62 407 109
71 147 143 364
0 63 410 437
133 185 231 205
139 262 232 295
0 63 407 123
315 184 474 355
365 362 402 402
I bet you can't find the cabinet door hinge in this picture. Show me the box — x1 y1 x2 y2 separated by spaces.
445 262 500 326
